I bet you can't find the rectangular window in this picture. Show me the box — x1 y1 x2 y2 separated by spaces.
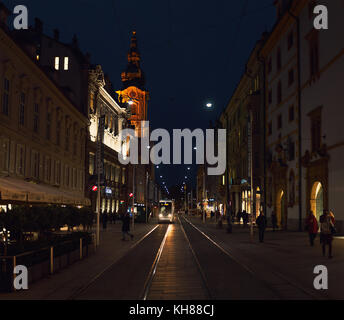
288 31 294 50
277 114 282 130
16 144 25 176
54 57 60 70
73 168 77 189
309 107 322 152
289 105 295 122
56 121 61 146
65 126 70 151
46 112 51 140
268 122 272 136
2 78 10 115
288 69 294 86
277 47 282 71
64 57 69 70
73 133 77 156
1 138 10 171
288 141 295 161
268 90 272 104
89 153 95 175
33 103 39 133
55 160 61 185
65 166 69 187
277 81 282 104
122 168 126 184
309 34 319 78
19 93 25 125
32 150 40 179
115 166 120 183
267 58 272 74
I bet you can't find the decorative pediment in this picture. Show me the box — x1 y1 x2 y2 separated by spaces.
89 65 105 87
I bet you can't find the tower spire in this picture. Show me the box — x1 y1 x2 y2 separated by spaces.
121 30 145 90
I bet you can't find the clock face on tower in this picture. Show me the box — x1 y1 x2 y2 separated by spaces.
130 91 137 99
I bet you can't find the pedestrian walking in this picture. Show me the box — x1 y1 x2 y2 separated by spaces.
305 211 319 246
256 212 267 243
237 210 242 224
242 210 248 228
102 212 108 230
122 211 134 241
271 211 278 231
320 210 335 259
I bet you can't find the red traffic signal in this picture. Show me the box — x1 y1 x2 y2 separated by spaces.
92 185 98 192
129 193 134 198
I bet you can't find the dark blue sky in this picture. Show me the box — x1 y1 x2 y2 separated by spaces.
4 0 276 189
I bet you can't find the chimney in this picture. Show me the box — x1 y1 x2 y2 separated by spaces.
34 18 43 34
53 29 59 41
0 1 11 28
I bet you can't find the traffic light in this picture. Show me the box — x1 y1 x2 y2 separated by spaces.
92 185 98 192
129 192 134 198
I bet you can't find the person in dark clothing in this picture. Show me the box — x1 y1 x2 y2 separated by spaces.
122 212 134 241
305 211 319 246
320 210 335 258
256 212 267 243
271 211 278 231
237 210 242 224
102 212 108 230
242 210 248 228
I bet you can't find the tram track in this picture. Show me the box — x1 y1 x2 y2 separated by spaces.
181 216 323 300
142 218 212 300
69 224 167 300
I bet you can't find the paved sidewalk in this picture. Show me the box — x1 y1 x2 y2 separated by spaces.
186 215 344 299
0 220 157 300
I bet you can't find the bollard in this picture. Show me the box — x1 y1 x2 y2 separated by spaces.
50 247 54 274
80 238 83 260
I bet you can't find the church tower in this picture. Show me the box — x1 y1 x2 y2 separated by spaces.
117 31 149 137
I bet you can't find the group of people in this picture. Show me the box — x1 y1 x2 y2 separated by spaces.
99 211 134 241
251 209 336 258
236 210 250 227
305 210 335 259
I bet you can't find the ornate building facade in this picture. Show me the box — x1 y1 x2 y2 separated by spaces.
87 65 130 215
299 0 344 233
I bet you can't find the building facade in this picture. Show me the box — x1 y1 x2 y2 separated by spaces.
299 0 344 232
87 65 130 215
0 7 89 210
220 39 265 220
261 0 301 230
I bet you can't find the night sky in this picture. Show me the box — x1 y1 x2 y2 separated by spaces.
4 0 276 190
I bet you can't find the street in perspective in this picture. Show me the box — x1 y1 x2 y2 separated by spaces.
0 0 343 308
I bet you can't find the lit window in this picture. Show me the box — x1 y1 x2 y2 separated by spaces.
54 57 60 70
64 57 69 70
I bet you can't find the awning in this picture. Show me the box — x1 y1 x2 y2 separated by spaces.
0 176 90 206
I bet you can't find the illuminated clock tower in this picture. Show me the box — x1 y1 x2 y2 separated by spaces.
116 31 149 137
